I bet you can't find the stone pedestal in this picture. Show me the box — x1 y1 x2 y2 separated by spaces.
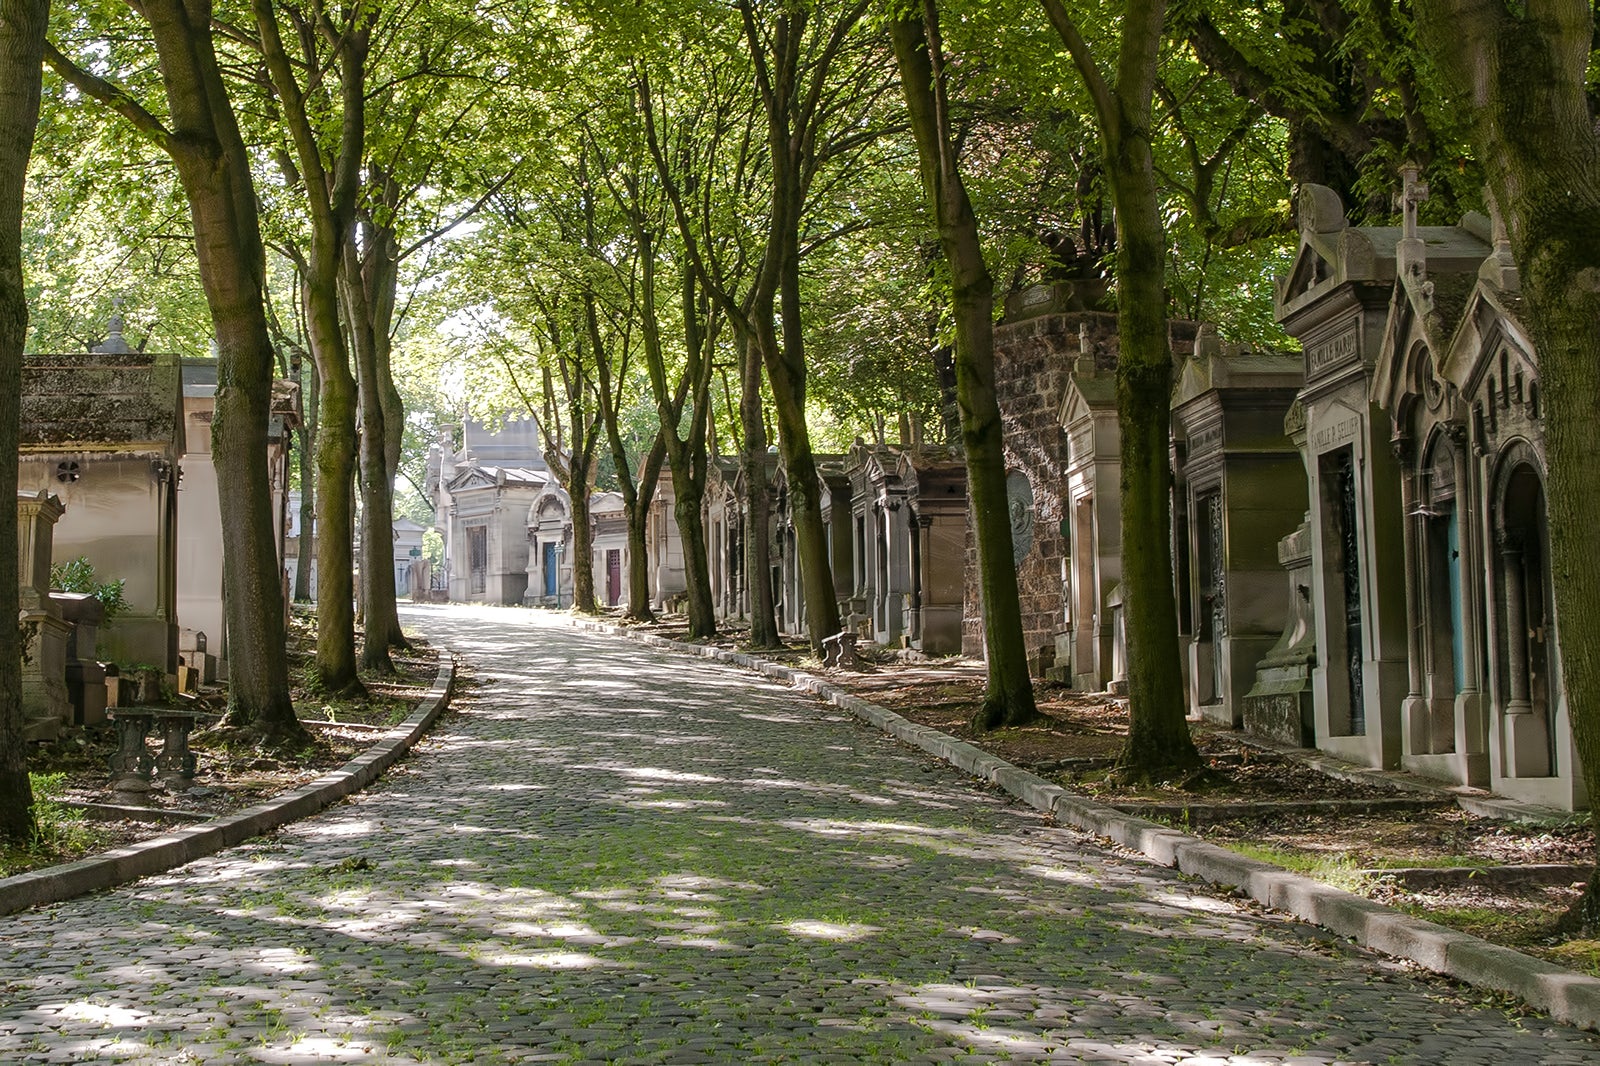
1242 521 1318 747
52 591 106 725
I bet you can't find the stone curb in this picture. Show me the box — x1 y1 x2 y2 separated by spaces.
0 652 455 918
570 616 1600 1033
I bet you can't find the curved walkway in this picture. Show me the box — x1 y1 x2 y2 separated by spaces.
0 604 1595 1064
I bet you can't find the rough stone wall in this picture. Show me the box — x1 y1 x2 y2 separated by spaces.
962 311 1121 664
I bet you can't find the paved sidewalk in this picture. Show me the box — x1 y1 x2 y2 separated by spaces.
2 605 1596 1064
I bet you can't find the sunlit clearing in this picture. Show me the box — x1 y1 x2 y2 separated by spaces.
1022 863 1098 885
303 820 373 837
56 1002 153 1027
622 767 725 784
485 950 614 969
1148 889 1241 915
253 1036 374 1063
495 921 598 939
483 783 547 792
782 919 881 942
624 798 729 810
252 947 318 974
653 935 740 950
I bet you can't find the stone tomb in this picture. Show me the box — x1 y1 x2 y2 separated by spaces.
897 447 967 656
1056 338 1124 691
1369 180 1581 808
20 342 183 675
1276 182 1473 771
845 442 912 647
1170 326 1305 726
703 457 743 621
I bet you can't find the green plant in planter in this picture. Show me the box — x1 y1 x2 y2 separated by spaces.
49 556 128 620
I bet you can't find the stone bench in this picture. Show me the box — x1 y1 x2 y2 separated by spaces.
821 631 860 669
107 707 202 792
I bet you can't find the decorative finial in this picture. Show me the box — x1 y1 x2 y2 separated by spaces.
94 295 133 354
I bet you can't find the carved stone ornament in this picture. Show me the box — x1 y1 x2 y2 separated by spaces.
1006 471 1035 566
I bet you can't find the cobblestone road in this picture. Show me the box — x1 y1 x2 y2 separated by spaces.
3 604 1598 1064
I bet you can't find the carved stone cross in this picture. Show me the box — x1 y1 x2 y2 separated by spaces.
1401 163 1429 240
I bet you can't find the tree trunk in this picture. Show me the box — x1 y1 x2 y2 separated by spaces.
305 274 362 694
45 1 301 739
890 8 1038 729
344 239 404 672
248 5 370 693
355 179 410 643
1040 0 1199 777
146 2 300 739
755 100 839 654
1417 0 1600 930
0 0 48 844
737 325 780 648
570 475 597 613
294 353 318 602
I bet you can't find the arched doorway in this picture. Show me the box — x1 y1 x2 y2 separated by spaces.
1495 458 1555 778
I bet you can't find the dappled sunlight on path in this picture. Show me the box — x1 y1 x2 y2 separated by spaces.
1 603 1597 1063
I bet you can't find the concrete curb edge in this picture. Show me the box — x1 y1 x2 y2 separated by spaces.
1 651 456 917
572 616 1600 1033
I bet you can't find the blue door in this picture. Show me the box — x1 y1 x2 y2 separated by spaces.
544 542 557 597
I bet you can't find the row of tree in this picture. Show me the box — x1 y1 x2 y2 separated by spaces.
2 0 1598 923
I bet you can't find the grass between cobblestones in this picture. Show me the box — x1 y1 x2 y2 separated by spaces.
615 610 1600 981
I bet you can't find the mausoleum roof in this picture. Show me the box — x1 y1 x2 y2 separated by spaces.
21 352 182 456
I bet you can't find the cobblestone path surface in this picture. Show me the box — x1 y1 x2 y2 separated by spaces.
3 605 1598 1064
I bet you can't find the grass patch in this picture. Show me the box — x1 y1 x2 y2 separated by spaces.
1223 842 1374 891
0 772 114 878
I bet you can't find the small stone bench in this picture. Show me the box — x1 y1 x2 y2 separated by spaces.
821 631 860 669
107 707 202 792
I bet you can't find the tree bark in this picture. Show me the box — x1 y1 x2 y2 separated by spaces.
1041 0 1200 776
636 228 718 639
1416 0 1600 930
736 324 781 648
293 346 318 602
344 237 403 672
889 6 1038 730
0 0 48 844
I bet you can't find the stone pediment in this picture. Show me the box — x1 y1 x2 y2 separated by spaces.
446 466 501 493
1276 184 1398 324
1445 279 1531 400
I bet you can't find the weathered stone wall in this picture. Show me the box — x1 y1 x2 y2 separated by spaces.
962 310 1121 666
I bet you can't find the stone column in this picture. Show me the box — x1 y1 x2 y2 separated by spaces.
1499 531 1550 776
17 492 72 741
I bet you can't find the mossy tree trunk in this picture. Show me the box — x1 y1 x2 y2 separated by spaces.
888 6 1037 730
343 236 404 672
633 225 719 639
735 325 781 648
251 4 369 692
47 2 302 742
737 0 857 653
1416 0 1600 931
0 0 48 844
1041 0 1200 778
